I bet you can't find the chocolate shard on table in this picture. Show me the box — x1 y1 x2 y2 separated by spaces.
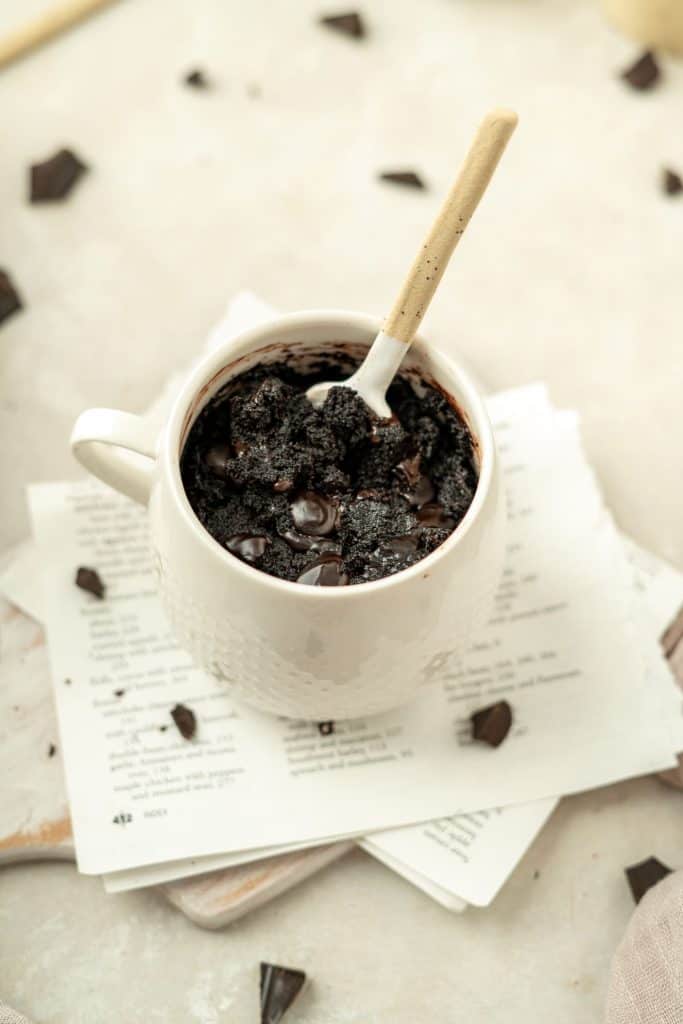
260 962 306 1024
184 68 209 88
29 147 88 202
0 269 23 327
662 168 683 196
470 700 513 748
379 171 426 189
171 703 197 740
625 856 673 904
75 566 105 599
318 721 335 736
620 50 661 91
319 11 365 39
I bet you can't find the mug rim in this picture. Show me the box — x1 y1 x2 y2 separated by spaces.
164 309 496 599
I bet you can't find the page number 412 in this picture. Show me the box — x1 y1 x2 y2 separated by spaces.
112 812 133 826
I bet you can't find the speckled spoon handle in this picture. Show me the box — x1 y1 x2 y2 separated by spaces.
384 108 518 344
307 108 517 418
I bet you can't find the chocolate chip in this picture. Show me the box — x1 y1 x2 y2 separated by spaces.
114 689 125 698
75 567 105 599
184 68 209 88
379 171 426 189
0 270 23 326
171 703 196 740
663 168 683 196
376 534 419 556
400 471 435 508
621 50 660 91
48 743 57 758
226 534 269 563
30 148 88 202
470 700 513 748
273 478 294 493
297 554 349 586
625 856 673 904
319 11 365 39
318 721 335 736
260 962 306 1024
290 491 337 536
203 444 232 478
417 504 455 529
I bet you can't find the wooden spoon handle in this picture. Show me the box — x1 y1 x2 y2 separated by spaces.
0 0 118 70
384 108 518 344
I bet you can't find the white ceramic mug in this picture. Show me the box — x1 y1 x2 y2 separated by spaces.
70 311 505 720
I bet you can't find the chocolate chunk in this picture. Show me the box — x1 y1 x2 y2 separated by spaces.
621 50 660 91
184 68 209 88
226 533 269 563
417 503 455 529
30 148 88 202
470 700 513 748
171 703 197 740
379 171 426 189
297 554 349 586
114 689 125 698
663 168 683 196
376 534 419 556
319 11 365 39
318 721 335 736
260 962 306 1024
75 567 105 599
203 444 232 478
281 529 341 556
48 743 57 758
290 492 337 536
625 856 673 904
0 270 23 326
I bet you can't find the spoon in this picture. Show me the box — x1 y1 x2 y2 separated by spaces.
307 108 518 418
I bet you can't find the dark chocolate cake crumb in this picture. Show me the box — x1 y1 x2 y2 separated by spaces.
470 700 513 748
319 11 365 39
260 962 306 1024
75 567 105 599
0 270 23 327
625 856 673 904
184 68 209 89
48 743 57 758
663 168 683 196
114 689 125 698
171 703 197 740
318 721 335 736
181 357 477 587
621 50 660 91
379 171 426 189
30 148 88 202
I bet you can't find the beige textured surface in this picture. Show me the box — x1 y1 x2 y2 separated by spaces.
1 0 682 1020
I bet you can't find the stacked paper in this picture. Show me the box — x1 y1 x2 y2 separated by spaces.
2 293 681 912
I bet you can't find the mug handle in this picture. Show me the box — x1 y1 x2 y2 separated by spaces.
70 409 158 506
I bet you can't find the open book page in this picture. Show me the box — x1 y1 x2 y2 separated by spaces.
27 389 679 875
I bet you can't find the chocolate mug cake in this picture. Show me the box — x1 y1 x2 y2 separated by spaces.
181 356 478 586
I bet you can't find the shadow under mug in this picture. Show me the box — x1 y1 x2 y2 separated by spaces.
70 310 506 719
